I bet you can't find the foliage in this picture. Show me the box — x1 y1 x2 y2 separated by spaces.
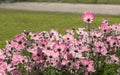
0 11 120 75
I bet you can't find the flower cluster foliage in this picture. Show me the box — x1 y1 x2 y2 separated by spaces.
0 12 120 75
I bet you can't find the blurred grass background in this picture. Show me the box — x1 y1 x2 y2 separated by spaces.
0 9 120 48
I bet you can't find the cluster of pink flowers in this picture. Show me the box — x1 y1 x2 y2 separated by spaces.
0 12 120 75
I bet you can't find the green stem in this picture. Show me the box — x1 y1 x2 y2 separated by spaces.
97 53 99 75
88 24 91 42
87 24 91 59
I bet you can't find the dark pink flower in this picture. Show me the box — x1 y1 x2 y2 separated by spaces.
0 50 6 60
102 18 109 24
64 52 73 60
32 48 44 63
111 24 120 34
110 55 119 64
62 34 74 43
11 69 22 75
117 36 120 47
50 29 59 37
82 11 95 24
80 59 95 72
107 36 118 47
27 43 38 54
73 60 80 69
7 64 16 72
11 34 27 50
11 52 28 66
5 41 13 50
43 50 59 66
29 32 41 41
43 50 59 59
99 23 111 32
53 43 66 53
37 39 48 48
66 29 74 35
0 61 7 70
94 41 105 48
0 69 6 75
94 41 107 56
94 47 107 56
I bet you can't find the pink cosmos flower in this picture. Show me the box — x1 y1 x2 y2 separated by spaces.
7 64 16 72
76 28 89 42
43 50 59 67
27 43 38 54
99 23 111 32
53 43 66 53
94 41 107 56
80 59 95 72
66 29 74 35
90 30 103 39
64 52 73 60
41 31 50 39
50 29 59 37
32 48 44 63
37 39 48 48
73 60 80 69
117 36 120 47
11 34 27 50
61 59 69 67
94 47 107 56
102 18 109 24
70 49 84 59
94 41 105 48
49 29 60 41
107 36 118 47
12 53 26 65
111 24 120 34
43 50 59 60
0 61 7 70
62 34 74 43
11 69 22 75
110 55 119 64
0 49 6 60
87 64 95 72
0 69 6 75
81 45 90 52
29 32 41 41
82 11 95 24
5 41 13 50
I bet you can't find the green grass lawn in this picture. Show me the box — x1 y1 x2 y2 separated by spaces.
14 0 120 4
0 9 120 48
